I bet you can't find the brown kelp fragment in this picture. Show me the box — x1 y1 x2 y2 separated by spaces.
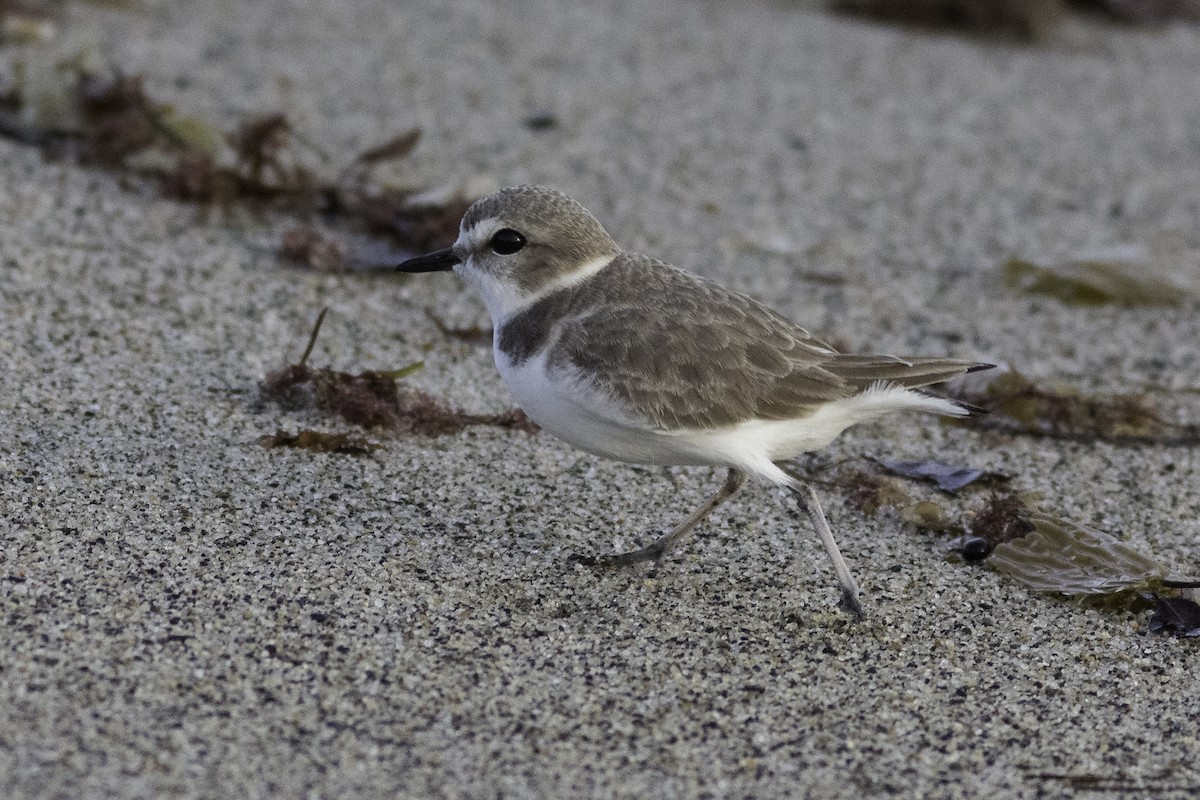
227 113 313 198
829 0 1064 41
841 469 910 516
352 190 473 254
1070 0 1200 23
0 65 477 253
158 149 231 202
423 308 492 346
74 72 159 164
280 226 346 272
312 368 412 429
390 390 539 435
260 308 422 426
0 2 56 44
968 493 1035 548
1003 253 1197 307
258 429 380 456
261 309 536 435
989 511 1167 596
331 128 473 254
955 369 1200 446
352 127 422 165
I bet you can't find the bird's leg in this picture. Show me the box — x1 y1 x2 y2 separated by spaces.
574 468 747 572
787 479 864 619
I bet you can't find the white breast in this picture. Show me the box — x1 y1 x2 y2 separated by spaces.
495 347 714 466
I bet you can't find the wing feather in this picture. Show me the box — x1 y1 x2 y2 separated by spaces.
517 253 981 431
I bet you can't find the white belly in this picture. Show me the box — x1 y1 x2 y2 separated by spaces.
494 347 966 479
495 348 716 465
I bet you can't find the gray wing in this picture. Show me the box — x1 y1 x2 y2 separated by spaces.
531 254 983 430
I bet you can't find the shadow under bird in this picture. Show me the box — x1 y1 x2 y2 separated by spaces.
398 186 992 617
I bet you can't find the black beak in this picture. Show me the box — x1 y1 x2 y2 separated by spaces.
396 247 459 273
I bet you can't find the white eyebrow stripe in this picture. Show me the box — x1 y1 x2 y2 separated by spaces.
460 218 500 250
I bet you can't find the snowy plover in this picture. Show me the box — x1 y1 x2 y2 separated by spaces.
398 186 991 617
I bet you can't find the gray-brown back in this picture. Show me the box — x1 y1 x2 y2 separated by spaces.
498 253 982 430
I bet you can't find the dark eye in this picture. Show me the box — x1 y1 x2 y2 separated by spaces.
490 229 526 255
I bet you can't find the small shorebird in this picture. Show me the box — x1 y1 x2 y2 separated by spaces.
398 186 990 616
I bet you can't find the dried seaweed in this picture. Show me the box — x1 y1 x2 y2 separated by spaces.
989 511 1167 596
227 113 311 196
968 492 1035 547
0 66 472 254
263 356 425 429
955 369 1200 446
840 469 910 516
353 128 421 165
829 0 1200 40
258 429 380 455
389 391 540 436
797 459 1198 628
1070 0 1200 23
1003 254 1197 307
74 72 159 164
158 149 233 202
279 226 345 272
423 308 492 346
0 1 56 44
261 308 537 436
829 0 1065 41
350 190 472 255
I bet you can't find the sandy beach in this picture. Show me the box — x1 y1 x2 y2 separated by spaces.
2 1 1198 797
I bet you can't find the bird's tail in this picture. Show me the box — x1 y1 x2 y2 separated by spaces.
830 355 994 392
836 357 995 418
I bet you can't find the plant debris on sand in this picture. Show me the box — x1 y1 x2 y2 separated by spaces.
874 457 1009 493
260 309 538 436
954 369 1200 446
793 457 1199 634
0 66 470 259
279 225 345 272
1003 252 1199 307
0 1 56 45
1146 594 1200 637
258 429 380 456
423 308 492 346
830 0 1200 42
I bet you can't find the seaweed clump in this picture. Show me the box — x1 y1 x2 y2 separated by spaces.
260 309 538 436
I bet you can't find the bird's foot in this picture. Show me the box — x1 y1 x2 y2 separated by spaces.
839 587 865 621
570 538 667 572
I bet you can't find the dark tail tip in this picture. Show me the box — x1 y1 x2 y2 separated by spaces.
956 398 990 416
966 362 998 374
